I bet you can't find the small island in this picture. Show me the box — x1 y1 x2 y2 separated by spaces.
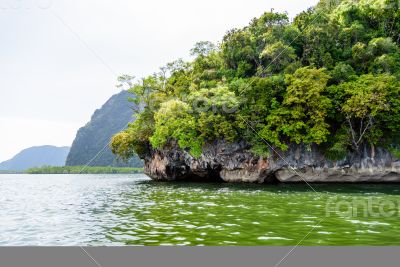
111 0 400 183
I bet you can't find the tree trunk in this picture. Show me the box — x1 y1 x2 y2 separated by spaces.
371 143 375 159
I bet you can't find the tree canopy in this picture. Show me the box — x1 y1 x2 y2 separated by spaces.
111 0 400 160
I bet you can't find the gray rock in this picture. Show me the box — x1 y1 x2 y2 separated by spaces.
142 141 400 183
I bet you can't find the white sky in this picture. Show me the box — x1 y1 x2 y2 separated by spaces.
0 0 319 162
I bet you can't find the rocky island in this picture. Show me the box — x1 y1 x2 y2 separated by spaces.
110 0 400 183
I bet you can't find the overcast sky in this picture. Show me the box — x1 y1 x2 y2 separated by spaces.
0 0 319 162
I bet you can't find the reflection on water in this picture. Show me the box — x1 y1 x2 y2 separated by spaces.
1 174 400 245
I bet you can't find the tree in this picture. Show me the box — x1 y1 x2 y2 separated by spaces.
368 37 397 56
260 67 331 150
260 41 297 74
190 41 216 57
339 74 397 153
352 42 370 71
111 108 154 159
116 74 135 90
188 86 240 142
329 62 356 84
149 100 202 157
221 29 258 75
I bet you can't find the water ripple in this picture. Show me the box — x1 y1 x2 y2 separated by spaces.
1 174 400 245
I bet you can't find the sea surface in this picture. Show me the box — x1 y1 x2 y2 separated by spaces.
1 174 400 246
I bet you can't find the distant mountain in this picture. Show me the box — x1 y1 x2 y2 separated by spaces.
0 146 70 171
66 90 143 167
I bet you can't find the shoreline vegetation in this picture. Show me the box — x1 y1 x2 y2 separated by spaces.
25 166 143 174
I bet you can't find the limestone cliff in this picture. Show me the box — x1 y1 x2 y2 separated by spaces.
66 90 143 167
142 141 400 183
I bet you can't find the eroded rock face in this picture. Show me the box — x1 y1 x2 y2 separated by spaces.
143 141 400 183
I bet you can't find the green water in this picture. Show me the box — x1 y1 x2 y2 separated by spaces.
1 174 400 246
108 179 400 246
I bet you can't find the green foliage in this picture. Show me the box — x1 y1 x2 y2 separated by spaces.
329 62 356 84
389 147 400 159
148 87 240 157
190 41 216 57
187 86 240 115
111 0 400 161
335 74 400 151
260 67 331 150
368 37 398 56
341 74 391 119
150 100 202 157
260 41 297 73
324 126 351 161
